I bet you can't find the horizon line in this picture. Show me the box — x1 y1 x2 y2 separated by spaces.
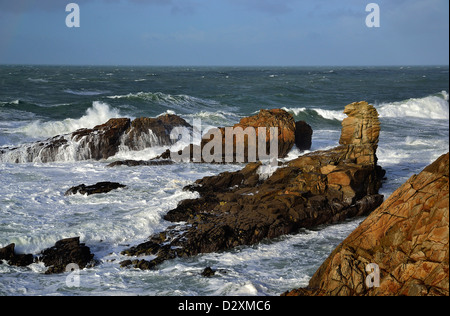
0 63 449 68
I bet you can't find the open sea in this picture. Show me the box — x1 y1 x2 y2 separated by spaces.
0 65 448 296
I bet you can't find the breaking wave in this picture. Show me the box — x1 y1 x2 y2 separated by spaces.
14 102 122 139
377 91 449 120
107 91 230 113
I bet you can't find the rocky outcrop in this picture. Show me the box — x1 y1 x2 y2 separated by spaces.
71 118 131 160
114 109 310 166
65 182 126 196
38 237 96 274
0 243 33 267
122 115 191 151
0 114 192 163
0 237 96 275
283 152 449 296
120 101 386 270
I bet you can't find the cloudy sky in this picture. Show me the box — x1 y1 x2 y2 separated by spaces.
0 0 448 66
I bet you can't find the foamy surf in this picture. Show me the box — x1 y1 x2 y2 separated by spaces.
377 91 449 120
13 102 122 139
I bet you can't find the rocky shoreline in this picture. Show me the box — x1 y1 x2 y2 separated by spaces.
1 102 448 296
119 101 386 270
283 152 449 296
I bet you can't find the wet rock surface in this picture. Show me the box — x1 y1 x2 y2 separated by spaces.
120 101 386 270
0 237 96 275
65 182 126 196
0 114 192 163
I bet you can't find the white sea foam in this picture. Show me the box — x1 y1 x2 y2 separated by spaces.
15 102 122 139
282 107 346 121
377 92 449 120
64 89 109 96
312 108 346 121
107 91 228 113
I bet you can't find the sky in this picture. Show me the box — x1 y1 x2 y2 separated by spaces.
0 0 448 66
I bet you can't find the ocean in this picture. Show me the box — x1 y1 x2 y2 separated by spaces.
0 65 448 296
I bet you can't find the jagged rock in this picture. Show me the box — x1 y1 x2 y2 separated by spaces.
121 101 385 270
72 118 131 160
0 243 33 267
1 237 96 274
38 237 96 274
283 152 449 296
65 182 126 196
122 115 192 151
0 114 192 163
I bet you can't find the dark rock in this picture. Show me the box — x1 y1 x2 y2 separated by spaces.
0 114 192 163
39 237 96 274
65 182 126 196
121 101 386 270
0 243 35 267
1 237 96 274
295 121 313 151
106 159 174 168
72 118 131 160
122 115 192 151
201 267 216 277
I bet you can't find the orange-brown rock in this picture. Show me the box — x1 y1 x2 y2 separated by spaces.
283 152 449 296
120 101 386 270
200 108 297 161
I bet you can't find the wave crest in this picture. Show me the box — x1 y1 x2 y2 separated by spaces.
15 102 122 139
377 91 449 120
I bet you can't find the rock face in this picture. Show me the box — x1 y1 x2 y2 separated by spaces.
153 108 307 164
72 118 131 160
122 115 192 151
0 237 96 275
120 101 385 270
64 182 127 196
283 152 449 296
232 108 297 159
0 114 192 163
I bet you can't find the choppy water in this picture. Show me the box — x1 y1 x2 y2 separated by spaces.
0 65 448 296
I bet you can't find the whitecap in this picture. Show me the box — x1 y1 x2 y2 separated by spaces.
377 92 449 120
14 101 122 139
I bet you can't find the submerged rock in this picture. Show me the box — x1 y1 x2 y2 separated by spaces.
121 101 386 270
283 152 449 296
65 182 126 196
106 159 174 168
